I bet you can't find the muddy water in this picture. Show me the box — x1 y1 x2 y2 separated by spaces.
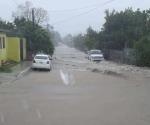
0 44 150 125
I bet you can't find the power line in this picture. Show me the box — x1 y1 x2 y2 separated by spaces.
52 8 99 25
52 0 116 25
49 0 115 13
49 3 105 13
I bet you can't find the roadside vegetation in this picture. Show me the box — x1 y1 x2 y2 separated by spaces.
0 61 18 73
64 8 150 67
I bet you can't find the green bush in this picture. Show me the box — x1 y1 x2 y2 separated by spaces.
0 60 18 73
134 36 150 66
0 66 12 73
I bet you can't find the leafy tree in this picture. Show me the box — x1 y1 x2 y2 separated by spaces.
102 8 149 50
12 1 54 55
32 27 54 54
73 34 86 51
134 36 150 66
14 17 54 55
0 1 54 55
84 27 98 50
0 19 14 30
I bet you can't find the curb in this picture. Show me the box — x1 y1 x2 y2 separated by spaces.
16 67 31 78
0 67 31 86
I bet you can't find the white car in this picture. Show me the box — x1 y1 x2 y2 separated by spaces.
88 50 104 61
32 54 52 71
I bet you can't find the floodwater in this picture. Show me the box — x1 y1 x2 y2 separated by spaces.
0 44 150 125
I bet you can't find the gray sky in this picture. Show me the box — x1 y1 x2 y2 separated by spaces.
0 0 150 36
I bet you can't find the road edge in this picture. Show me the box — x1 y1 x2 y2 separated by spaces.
16 67 31 78
0 67 31 86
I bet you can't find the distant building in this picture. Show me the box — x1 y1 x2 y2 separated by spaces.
0 29 26 66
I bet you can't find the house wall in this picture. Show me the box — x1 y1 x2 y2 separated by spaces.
7 37 20 62
0 33 7 66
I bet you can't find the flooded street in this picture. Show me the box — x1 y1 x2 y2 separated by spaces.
0 44 150 125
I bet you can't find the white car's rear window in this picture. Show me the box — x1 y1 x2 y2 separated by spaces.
35 56 48 60
90 50 102 54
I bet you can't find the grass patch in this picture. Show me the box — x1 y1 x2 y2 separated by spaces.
0 61 18 73
0 66 12 73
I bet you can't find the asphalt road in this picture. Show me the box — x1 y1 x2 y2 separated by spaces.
0 44 150 125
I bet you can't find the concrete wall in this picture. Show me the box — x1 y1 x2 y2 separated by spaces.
7 37 20 62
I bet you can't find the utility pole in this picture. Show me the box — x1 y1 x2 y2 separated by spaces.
32 8 35 30
30 8 35 56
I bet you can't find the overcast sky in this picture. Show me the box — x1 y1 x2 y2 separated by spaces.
0 0 150 36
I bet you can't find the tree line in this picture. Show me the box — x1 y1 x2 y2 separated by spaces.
69 8 150 66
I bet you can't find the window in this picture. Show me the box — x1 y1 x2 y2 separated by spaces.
35 56 48 60
0 37 2 49
3 37 5 48
90 50 102 54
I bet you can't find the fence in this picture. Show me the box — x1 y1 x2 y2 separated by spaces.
103 48 136 65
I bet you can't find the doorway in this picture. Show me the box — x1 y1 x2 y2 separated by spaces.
20 38 24 61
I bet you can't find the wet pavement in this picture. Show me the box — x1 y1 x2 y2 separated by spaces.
0 44 150 125
11 61 31 75
0 61 31 84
